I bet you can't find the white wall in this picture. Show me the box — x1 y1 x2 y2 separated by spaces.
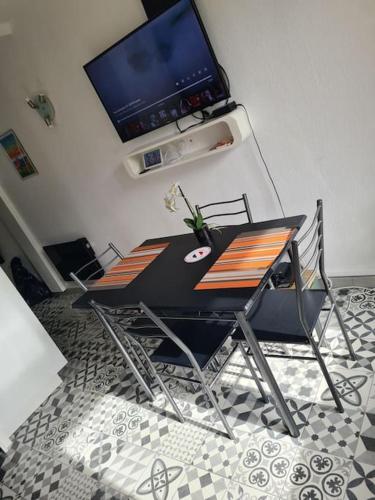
0 184 65 291
0 214 36 281
0 267 66 450
0 21 11 37
0 0 374 276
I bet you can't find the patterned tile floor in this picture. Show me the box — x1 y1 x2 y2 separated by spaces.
1 287 375 499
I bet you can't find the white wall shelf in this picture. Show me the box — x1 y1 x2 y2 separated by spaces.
123 107 251 179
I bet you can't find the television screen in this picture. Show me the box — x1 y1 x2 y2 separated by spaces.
84 0 229 142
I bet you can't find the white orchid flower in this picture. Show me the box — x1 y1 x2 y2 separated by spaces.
168 182 181 197
164 183 182 212
164 193 178 212
164 183 198 225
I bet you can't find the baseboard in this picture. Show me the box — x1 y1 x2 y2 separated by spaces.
329 275 375 288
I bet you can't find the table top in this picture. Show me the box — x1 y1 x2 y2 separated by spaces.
73 215 306 313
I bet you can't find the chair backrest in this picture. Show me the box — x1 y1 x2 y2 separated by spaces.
291 199 330 330
195 193 253 225
69 242 124 291
294 199 327 289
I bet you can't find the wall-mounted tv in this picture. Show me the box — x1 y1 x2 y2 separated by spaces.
84 0 229 142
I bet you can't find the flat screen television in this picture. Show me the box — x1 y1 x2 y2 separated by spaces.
84 0 229 142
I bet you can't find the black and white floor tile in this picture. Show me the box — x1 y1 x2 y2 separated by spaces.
348 289 375 314
47 468 98 500
96 442 154 496
345 460 375 500
0 482 20 499
300 404 364 460
218 390 312 438
58 388 104 427
91 483 131 500
232 430 296 496
220 481 274 499
157 420 209 464
1 287 375 499
316 365 373 410
22 457 72 499
174 465 228 500
12 408 60 448
2 445 50 495
126 411 174 452
33 417 97 467
78 431 127 481
271 359 324 402
2 444 71 499
134 455 185 499
353 411 375 466
283 447 352 499
192 429 250 479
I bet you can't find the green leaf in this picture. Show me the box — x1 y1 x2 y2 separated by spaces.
195 213 205 230
183 218 195 229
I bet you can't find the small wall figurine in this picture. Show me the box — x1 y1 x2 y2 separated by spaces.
26 93 55 127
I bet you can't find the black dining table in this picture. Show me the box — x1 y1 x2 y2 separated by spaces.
73 214 306 437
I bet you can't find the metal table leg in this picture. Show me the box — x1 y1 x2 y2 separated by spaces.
235 311 300 438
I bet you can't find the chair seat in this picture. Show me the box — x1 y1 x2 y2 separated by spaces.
150 319 233 369
232 289 327 344
129 317 165 337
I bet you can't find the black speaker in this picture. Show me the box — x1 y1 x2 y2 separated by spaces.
141 0 180 19
43 238 104 281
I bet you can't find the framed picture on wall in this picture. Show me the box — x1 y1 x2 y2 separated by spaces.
0 129 38 179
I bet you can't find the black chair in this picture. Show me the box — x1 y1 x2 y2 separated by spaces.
91 301 267 440
195 193 252 225
232 200 356 412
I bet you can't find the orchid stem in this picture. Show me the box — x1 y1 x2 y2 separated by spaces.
178 185 196 218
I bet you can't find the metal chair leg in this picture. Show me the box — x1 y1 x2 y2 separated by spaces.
235 311 300 438
328 291 356 361
126 340 154 385
268 279 275 289
136 344 185 423
238 342 268 402
213 356 221 370
316 314 332 350
94 311 155 401
209 358 220 371
314 318 323 341
309 337 344 413
245 346 265 383
196 370 235 440
153 372 186 423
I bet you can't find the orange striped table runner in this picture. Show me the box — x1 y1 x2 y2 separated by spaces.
195 227 293 290
90 242 169 289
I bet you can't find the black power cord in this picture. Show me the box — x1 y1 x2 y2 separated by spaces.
175 64 230 134
237 103 286 218
218 64 286 218
219 64 230 105
176 110 208 134
174 62 286 219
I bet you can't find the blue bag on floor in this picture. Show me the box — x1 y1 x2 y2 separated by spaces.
11 257 52 306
